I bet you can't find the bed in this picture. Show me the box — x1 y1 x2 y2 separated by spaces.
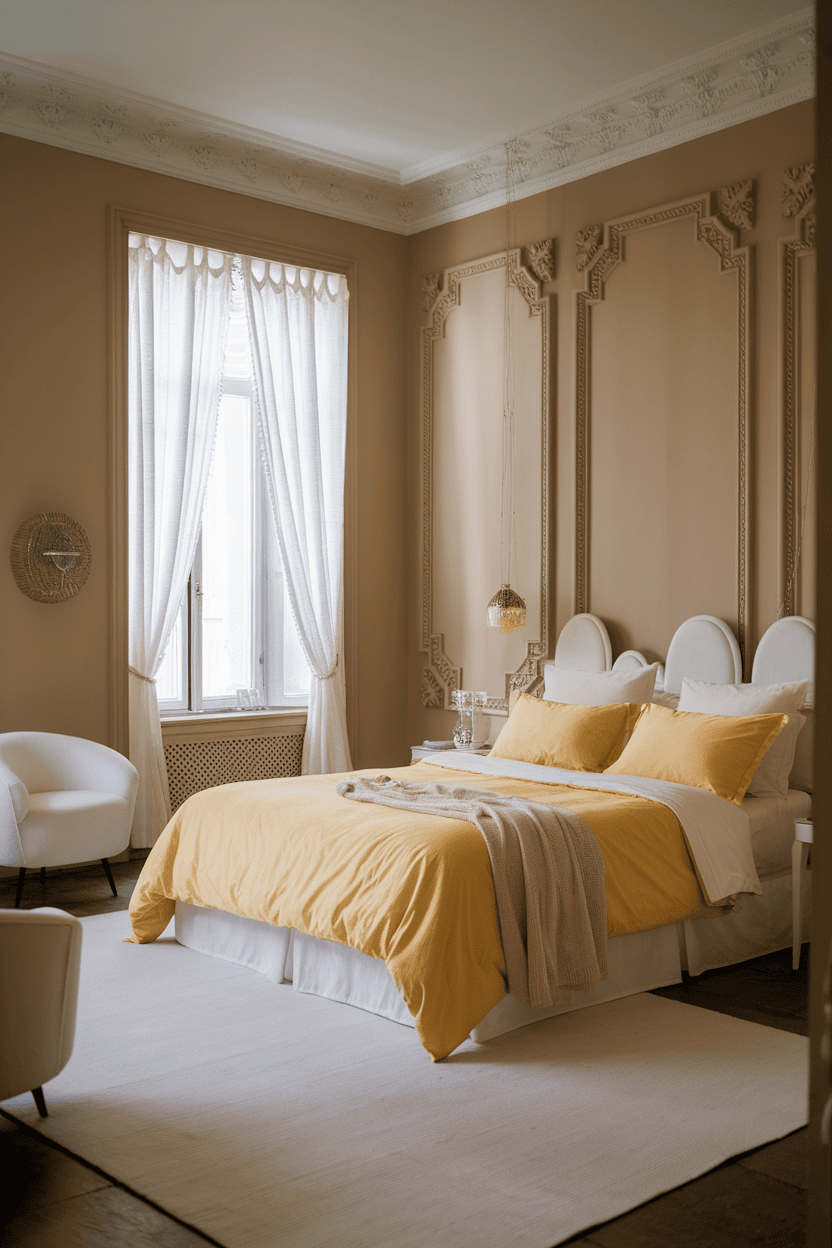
130 613 814 1059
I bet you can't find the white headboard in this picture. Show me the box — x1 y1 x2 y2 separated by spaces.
553 613 612 673
663 616 743 696
752 616 815 792
612 649 649 672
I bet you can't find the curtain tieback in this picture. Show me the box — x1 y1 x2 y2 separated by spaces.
316 654 339 681
129 666 157 684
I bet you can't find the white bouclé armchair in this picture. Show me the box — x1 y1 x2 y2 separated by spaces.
0 907 83 1115
0 732 139 907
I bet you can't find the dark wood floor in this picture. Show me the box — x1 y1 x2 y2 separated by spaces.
0 861 809 1247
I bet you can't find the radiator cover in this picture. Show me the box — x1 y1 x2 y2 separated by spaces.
164 733 304 812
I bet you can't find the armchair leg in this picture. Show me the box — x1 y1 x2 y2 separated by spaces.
101 858 117 897
15 868 26 908
31 1087 48 1118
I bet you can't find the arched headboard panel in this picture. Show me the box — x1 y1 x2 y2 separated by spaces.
553 613 612 673
663 616 742 696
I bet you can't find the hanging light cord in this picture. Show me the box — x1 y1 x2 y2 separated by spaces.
501 138 517 591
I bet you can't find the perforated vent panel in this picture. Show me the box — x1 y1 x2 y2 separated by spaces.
164 734 304 812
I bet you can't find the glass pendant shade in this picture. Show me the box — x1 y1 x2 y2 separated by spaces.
487 583 526 631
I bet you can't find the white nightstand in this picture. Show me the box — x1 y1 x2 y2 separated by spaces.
410 745 492 762
792 818 812 970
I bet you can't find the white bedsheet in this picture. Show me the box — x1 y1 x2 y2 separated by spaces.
742 788 812 876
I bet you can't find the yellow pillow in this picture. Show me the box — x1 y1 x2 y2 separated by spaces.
489 693 637 772
604 702 787 804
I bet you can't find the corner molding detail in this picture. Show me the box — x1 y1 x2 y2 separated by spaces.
576 225 603 271
780 166 816 616
781 162 815 218
420 668 444 710
0 11 814 235
526 239 557 283
718 179 755 230
574 191 752 662
420 249 552 711
421 272 442 312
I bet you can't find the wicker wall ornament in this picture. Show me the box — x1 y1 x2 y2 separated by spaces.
10 512 91 603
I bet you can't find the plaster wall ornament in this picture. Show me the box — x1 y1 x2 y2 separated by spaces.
323 181 344 202
0 71 16 109
0 12 813 235
574 190 752 662
420 249 552 711
35 84 70 129
142 131 172 156
782 163 815 217
681 71 717 93
744 65 789 98
576 224 603 272
780 167 817 616
421 272 442 312
238 157 263 181
420 669 444 710
718 180 756 230
740 47 779 71
525 239 556 284
190 143 218 170
90 114 124 143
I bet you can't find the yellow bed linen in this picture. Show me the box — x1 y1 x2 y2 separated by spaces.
128 762 703 1060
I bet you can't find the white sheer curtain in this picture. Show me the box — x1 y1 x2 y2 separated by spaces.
128 235 233 846
240 258 352 774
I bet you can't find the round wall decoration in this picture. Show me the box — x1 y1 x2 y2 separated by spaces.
10 512 92 603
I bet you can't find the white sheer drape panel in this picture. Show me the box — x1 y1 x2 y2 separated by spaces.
240 260 351 774
128 235 233 845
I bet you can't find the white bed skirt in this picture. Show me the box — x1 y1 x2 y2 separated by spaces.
174 866 810 1044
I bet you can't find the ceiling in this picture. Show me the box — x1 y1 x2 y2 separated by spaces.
0 1 814 233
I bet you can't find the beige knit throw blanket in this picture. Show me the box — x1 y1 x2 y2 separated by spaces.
336 775 607 1008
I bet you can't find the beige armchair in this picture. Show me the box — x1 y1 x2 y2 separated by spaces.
0 732 139 907
0 907 83 1116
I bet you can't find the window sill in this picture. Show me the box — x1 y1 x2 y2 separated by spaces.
160 708 307 744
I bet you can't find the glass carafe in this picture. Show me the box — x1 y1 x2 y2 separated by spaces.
451 690 489 749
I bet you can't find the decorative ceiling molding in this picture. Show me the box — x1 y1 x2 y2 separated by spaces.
0 10 814 236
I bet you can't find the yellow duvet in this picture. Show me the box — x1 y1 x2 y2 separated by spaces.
128 762 706 1060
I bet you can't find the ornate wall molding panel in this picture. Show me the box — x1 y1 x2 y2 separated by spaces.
420 249 552 711
574 190 753 663
780 164 816 616
0 12 813 235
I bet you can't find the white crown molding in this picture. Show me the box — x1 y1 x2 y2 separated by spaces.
0 9 814 236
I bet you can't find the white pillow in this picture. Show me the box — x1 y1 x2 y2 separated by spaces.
543 663 658 706
677 679 810 799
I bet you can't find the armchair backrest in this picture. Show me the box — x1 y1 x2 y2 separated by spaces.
0 907 83 1102
0 733 138 811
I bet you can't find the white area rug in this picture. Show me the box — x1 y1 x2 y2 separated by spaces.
5 912 808 1248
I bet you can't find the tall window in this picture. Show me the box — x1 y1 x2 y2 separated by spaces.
128 230 350 845
155 278 307 712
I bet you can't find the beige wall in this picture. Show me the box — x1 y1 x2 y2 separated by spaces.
0 134 409 769
0 101 816 770
408 100 815 749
